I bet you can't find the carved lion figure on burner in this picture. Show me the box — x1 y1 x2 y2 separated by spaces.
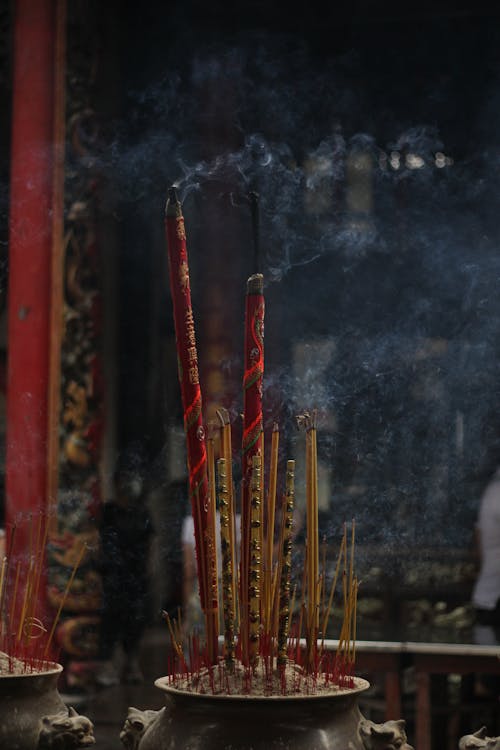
459 727 500 750
119 707 163 750
359 718 414 750
38 706 95 749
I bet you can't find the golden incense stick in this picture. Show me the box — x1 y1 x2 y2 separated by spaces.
297 410 319 669
17 515 35 641
248 455 262 668
162 610 185 664
23 512 48 640
277 459 295 667
347 520 356 660
289 583 297 635
206 422 220 663
217 408 237 625
44 542 86 656
271 484 287 640
31 512 50 622
320 531 346 656
264 423 279 631
9 560 21 630
351 578 359 664
296 545 308 652
17 557 35 641
217 458 235 669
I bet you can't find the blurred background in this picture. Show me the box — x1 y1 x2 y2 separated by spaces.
1 0 500 745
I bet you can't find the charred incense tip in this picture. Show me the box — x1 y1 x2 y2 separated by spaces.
295 410 317 432
295 411 310 431
216 407 231 427
207 419 218 441
166 186 182 217
247 273 264 295
272 422 279 433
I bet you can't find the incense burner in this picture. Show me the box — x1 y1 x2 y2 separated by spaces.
120 676 413 750
0 662 95 750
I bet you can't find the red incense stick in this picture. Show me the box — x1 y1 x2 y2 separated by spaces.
164 187 218 658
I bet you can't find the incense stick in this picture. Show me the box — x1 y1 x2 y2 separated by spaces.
165 188 213 658
44 542 86 657
320 531 346 656
264 423 279 633
217 408 237 626
248 455 262 668
206 423 220 663
9 560 21 633
277 460 295 667
217 458 235 670
162 610 188 672
297 410 319 670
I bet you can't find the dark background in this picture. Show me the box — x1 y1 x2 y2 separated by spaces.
109 0 500 551
2 0 500 628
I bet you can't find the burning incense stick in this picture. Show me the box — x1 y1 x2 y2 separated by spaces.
277 460 295 667
165 186 218 661
217 457 235 670
241 273 264 664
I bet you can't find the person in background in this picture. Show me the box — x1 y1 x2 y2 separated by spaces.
472 466 500 630
95 464 154 687
471 465 500 696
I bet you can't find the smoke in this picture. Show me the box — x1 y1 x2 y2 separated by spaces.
103 43 469 285
105 28 500 563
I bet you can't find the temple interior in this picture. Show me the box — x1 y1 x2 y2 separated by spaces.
0 1 500 749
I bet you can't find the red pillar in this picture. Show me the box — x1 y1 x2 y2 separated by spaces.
6 0 56 622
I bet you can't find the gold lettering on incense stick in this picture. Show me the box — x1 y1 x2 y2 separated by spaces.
185 310 196 345
278 459 295 667
217 457 235 669
179 260 189 292
184 309 200 384
176 215 186 240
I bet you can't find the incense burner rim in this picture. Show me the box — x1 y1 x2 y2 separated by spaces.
154 674 370 701
0 660 62 680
